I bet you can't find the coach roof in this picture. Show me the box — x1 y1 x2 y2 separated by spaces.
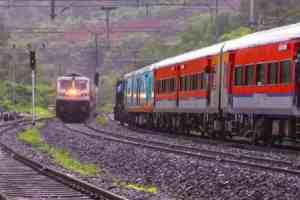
224 22 300 51
124 22 300 78
124 43 225 78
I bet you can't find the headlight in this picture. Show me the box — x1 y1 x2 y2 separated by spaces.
66 89 79 96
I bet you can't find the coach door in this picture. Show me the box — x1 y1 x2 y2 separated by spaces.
296 58 300 107
208 56 219 111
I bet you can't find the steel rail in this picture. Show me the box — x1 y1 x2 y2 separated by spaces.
62 123 300 176
0 119 128 200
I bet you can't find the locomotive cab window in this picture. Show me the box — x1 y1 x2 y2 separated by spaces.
280 60 291 84
75 80 88 90
60 80 72 90
256 64 265 85
235 67 243 86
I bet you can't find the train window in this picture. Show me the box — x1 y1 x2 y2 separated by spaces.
156 80 160 94
180 77 183 91
165 79 168 92
184 76 188 91
75 80 88 90
235 67 243 85
202 73 207 89
60 80 72 90
268 63 278 84
245 65 254 85
170 78 175 92
189 76 193 90
280 61 291 84
256 64 265 85
296 61 300 82
193 75 198 90
197 74 203 89
159 80 162 94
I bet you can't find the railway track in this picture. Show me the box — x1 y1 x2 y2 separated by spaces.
63 122 300 176
0 119 128 200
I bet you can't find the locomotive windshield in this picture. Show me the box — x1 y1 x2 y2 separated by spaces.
59 80 72 90
59 79 88 90
75 80 88 90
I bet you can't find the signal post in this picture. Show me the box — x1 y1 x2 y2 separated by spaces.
30 50 36 125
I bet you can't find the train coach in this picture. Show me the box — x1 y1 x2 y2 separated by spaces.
115 22 300 145
56 73 95 122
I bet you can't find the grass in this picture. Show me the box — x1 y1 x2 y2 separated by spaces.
114 181 158 194
18 126 159 194
97 103 113 114
14 105 54 118
5 103 54 118
125 183 158 194
96 115 108 127
17 127 97 176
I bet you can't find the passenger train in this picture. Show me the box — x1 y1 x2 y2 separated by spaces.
56 73 95 122
114 22 300 145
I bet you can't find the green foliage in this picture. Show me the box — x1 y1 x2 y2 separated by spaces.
0 81 54 115
125 183 158 194
220 27 253 41
137 13 243 67
95 115 108 127
18 127 97 176
113 181 158 194
98 103 113 114
99 71 120 106
240 0 300 27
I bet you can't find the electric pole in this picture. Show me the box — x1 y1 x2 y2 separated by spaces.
95 34 98 73
250 0 255 28
101 6 117 48
215 0 219 43
145 3 150 17
29 50 36 125
12 47 16 104
50 0 56 20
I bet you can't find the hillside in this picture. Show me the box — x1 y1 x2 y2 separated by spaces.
1 0 300 108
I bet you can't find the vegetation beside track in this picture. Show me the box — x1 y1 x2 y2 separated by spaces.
0 81 55 118
17 127 97 176
96 115 108 127
124 183 158 194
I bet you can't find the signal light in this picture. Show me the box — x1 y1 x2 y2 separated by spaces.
30 51 36 70
94 72 99 86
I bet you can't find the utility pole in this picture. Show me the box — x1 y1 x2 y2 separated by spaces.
29 50 36 125
50 0 56 20
58 64 63 76
102 6 117 48
145 3 150 17
249 0 255 28
94 33 99 105
12 49 16 104
95 33 98 74
215 0 219 43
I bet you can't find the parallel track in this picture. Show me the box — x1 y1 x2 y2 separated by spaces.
63 123 300 176
0 119 128 200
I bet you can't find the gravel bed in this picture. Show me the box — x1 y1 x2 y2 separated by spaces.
90 118 300 164
2 121 300 199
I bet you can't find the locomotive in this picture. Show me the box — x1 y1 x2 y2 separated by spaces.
56 73 95 122
114 22 300 145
